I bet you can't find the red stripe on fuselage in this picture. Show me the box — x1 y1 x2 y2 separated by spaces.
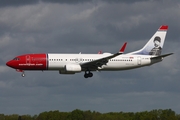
9 54 47 70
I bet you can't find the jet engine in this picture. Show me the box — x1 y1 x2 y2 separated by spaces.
59 64 81 74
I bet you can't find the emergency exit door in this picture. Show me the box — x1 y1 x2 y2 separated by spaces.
137 56 141 65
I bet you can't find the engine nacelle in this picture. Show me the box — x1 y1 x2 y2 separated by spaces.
65 64 81 72
59 64 81 74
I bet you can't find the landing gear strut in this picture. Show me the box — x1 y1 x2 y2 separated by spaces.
84 71 93 78
16 69 25 77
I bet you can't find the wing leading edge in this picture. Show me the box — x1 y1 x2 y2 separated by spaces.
80 42 127 70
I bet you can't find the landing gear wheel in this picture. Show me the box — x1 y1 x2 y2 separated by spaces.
89 73 93 77
84 74 88 78
21 71 25 77
84 71 93 78
21 73 25 77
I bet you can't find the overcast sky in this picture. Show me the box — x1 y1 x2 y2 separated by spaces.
0 0 180 115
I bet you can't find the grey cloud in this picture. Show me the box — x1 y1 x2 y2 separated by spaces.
42 0 91 4
0 0 38 7
0 0 151 7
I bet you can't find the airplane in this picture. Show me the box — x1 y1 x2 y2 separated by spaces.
6 25 173 78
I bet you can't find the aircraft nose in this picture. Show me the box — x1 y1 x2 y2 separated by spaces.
6 60 13 67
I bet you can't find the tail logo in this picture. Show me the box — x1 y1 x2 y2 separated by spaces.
128 25 168 56
149 36 162 55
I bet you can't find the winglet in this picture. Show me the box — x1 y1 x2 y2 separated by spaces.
119 42 127 53
98 51 102 54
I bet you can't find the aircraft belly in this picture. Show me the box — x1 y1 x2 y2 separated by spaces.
101 61 137 70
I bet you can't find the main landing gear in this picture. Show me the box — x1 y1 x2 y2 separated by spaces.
84 71 93 78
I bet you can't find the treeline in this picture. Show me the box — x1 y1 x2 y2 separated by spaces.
1 109 180 120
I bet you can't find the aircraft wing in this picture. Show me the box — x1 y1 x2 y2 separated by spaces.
80 43 127 70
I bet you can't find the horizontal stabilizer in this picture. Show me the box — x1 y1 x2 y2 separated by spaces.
159 53 173 58
151 53 173 60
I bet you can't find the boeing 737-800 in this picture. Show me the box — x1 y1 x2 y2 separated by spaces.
6 25 173 78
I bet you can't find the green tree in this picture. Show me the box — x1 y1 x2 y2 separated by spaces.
160 109 177 120
70 109 85 120
5 114 19 120
0 114 5 120
21 115 35 120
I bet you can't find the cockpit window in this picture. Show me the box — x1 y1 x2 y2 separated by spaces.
13 57 20 61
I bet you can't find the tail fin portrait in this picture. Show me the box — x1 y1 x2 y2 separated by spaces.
128 25 168 56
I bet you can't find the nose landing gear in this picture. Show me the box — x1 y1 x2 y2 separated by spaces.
16 69 25 77
21 72 25 77
84 71 93 78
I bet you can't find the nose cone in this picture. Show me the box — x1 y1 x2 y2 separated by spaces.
6 61 10 66
6 60 13 68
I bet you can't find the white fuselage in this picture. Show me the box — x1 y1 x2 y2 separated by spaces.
47 53 152 71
